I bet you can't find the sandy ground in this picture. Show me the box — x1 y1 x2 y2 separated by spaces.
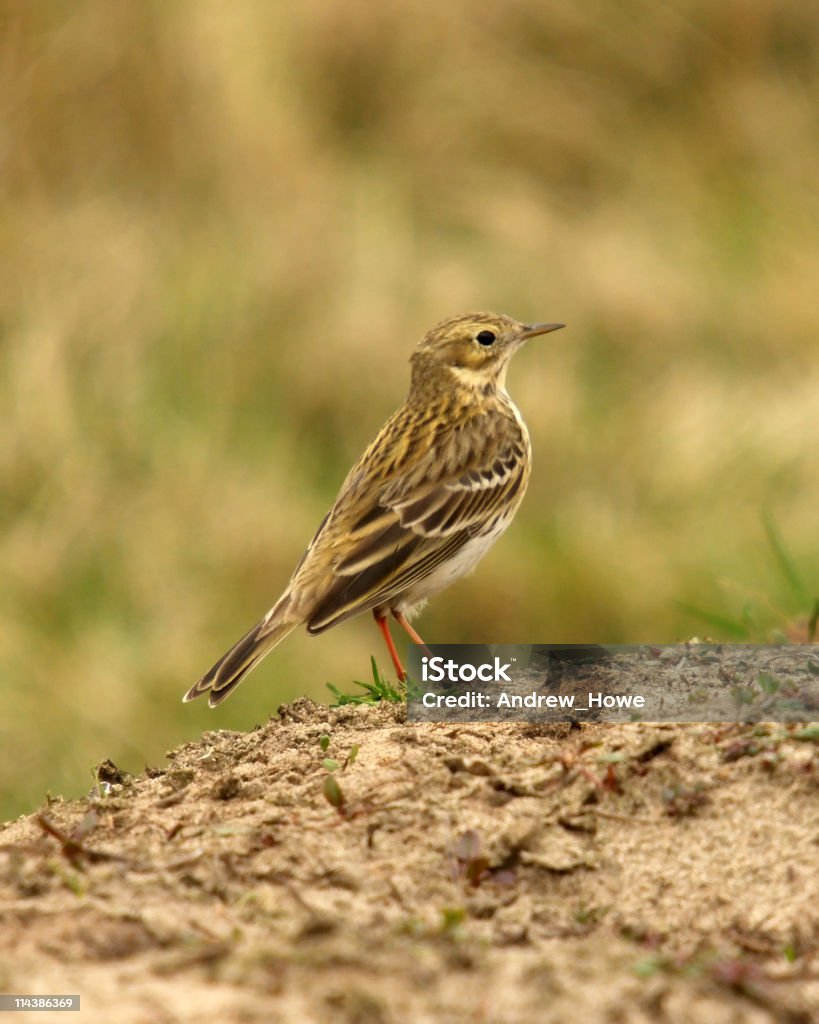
1 701 818 1023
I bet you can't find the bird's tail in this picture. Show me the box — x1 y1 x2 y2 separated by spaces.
184 603 299 708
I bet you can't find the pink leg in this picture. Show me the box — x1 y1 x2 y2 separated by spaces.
373 610 407 681
392 610 432 658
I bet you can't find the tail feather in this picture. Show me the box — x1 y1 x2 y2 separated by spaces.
184 611 298 708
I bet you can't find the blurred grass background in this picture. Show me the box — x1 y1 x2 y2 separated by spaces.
1 0 817 821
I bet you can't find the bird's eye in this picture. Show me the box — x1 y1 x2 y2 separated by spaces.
476 330 496 347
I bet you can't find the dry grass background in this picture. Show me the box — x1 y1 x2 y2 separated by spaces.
1 1 817 821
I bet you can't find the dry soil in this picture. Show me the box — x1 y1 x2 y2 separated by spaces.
1 702 818 1023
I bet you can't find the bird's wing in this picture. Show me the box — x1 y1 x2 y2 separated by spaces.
299 408 528 633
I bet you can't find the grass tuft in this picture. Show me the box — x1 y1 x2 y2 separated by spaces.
326 657 405 706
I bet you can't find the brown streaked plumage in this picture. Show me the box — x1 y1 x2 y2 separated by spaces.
184 312 564 707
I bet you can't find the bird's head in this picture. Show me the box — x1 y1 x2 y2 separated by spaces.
410 312 564 395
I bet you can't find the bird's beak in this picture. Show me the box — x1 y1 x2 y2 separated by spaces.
520 322 565 339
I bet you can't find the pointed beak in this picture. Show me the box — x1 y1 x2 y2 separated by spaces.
520 322 565 339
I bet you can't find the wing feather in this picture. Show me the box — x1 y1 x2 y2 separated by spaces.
300 411 529 633
307 529 469 633
290 399 528 630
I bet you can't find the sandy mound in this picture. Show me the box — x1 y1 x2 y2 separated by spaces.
1 702 817 1023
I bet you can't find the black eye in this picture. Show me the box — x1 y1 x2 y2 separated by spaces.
476 330 496 346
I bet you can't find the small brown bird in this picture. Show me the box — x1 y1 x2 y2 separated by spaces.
185 312 564 707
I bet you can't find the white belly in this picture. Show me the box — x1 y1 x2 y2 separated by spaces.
394 514 514 616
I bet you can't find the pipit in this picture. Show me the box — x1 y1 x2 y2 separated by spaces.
185 312 564 707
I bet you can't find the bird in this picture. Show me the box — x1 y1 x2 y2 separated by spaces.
184 312 564 707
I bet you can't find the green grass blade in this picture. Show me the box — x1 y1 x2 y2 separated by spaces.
676 602 749 639
762 511 806 603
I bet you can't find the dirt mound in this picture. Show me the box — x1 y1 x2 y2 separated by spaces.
1 702 817 1023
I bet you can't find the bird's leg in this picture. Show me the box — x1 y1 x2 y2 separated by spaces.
392 610 433 659
373 610 407 681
